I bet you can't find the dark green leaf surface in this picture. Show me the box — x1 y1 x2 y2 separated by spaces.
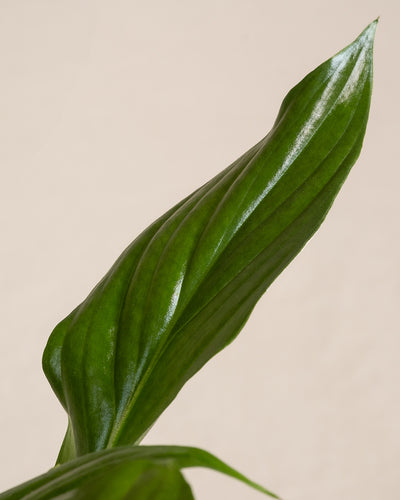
43 22 376 458
0 446 277 500
57 460 194 500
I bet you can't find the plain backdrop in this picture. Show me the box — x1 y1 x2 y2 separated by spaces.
0 1 399 499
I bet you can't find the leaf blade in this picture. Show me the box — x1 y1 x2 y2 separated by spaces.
42 21 376 455
65 460 195 500
0 446 278 500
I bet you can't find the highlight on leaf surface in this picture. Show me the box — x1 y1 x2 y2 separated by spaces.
0 446 278 500
42 20 376 462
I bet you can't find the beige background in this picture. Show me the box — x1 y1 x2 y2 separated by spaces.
0 1 399 499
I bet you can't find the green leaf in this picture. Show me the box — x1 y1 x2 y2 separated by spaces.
0 446 278 499
43 21 376 458
57 460 194 500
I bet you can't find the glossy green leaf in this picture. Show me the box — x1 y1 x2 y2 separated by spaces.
0 446 277 499
56 460 194 500
43 22 376 458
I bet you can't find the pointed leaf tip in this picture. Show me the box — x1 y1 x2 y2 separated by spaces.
359 18 378 44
